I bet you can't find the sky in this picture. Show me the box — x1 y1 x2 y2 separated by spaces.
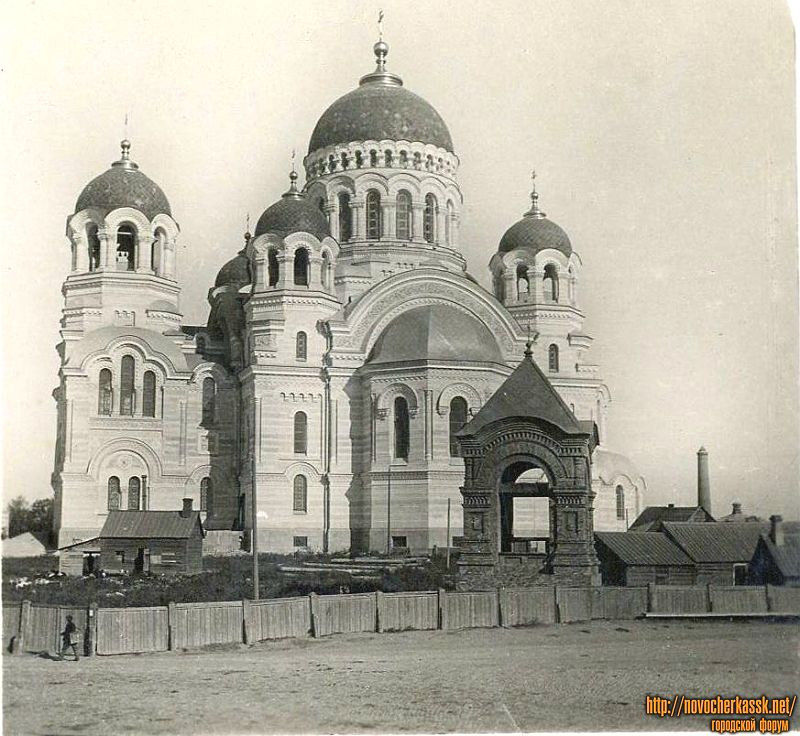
1 0 798 520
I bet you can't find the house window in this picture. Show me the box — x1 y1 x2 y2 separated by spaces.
161 551 176 564
116 225 136 271
200 477 211 513
115 551 125 564
293 535 308 548
548 344 559 372
293 475 308 512
128 477 141 510
733 563 748 586
296 331 307 361
449 396 468 457
293 248 309 286
616 485 625 520
120 355 135 415
392 535 408 549
423 194 436 243
98 368 113 415
267 248 279 287
338 192 352 241
654 569 669 585
142 370 156 417
202 377 216 426
366 190 381 240
394 396 410 461
107 476 121 510
396 191 412 240
543 264 559 302
293 412 308 454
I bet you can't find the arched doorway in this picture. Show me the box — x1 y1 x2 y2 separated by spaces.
498 463 552 555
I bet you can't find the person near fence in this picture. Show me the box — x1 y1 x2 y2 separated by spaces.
59 615 79 661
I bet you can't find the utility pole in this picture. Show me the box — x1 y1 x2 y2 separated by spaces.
251 458 259 600
445 497 451 570
386 466 392 555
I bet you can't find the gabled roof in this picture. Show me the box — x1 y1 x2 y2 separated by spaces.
759 522 800 578
457 353 592 440
629 505 713 532
662 522 762 563
595 532 693 566
99 511 202 540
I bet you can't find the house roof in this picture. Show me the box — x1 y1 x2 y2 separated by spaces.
595 531 693 566
759 522 800 578
662 522 762 563
457 353 594 441
629 505 713 532
99 511 202 539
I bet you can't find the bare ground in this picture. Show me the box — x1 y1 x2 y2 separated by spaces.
3 620 798 735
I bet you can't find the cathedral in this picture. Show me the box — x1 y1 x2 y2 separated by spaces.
52 36 646 560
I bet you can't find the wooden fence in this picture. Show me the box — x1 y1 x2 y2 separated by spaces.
4 584 798 657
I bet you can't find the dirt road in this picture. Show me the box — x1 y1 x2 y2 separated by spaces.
3 620 798 734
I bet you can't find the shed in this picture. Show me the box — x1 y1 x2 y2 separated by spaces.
629 504 714 532
749 518 800 587
99 499 204 575
595 531 695 586
57 537 101 576
661 522 762 585
2 532 49 558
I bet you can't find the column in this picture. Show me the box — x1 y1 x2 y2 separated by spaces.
503 271 516 304
98 228 112 269
383 203 396 239
436 208 447 246
411 202 424 242
352 200 366 240
325 201 338 241
308 255 323 290
138 234 154 273
277 253 292 289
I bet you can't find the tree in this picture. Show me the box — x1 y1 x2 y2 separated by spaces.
6 496 53 540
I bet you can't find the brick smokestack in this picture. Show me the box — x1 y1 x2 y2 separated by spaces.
181 498 193 517
697 446 711 514
770 515 784 546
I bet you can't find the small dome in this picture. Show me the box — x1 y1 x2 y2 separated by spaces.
215 249 251 288
368 304 503 365
75 141 171 220
308 42 453 154
254 175 330 240
498 216 572 257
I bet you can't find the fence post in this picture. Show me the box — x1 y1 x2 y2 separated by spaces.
309 593 318 638
706 583 713 613
437 588 446 630
766 584 775 612
375 591 383 633
168 602 177 651
85 604 97 657
498 588 506 628
15 600 31 655
242 599 251 645
646 583 655 613
554 586 562 624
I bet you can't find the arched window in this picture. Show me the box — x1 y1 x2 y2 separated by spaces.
445 201 455 245
399 150 409 168
128 477 141 510
116 225 136 271
423 194 436 243
321 251 331 290
142 370 156 418
369 150 378 167
120 355 135 415
267 248 279 287
395 191 412 241
107 476 121 510
293 248 309 286
393 396 410 461
340 152 348 170
616 485 625 521
202 377 216 426
200 477 211 513
384 150 393 167
338 192 352 242
293 411 308 454
293 475 308 512
449 396 468 457
517 265 530 297
296 331 307 361
366 190 381 240
87 223 101 272
98 368 113 415
548 344 559 372
543 264 559 302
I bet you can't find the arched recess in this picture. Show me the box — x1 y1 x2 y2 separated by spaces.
87 438 164 482
375 383 419 414
436 383 483 416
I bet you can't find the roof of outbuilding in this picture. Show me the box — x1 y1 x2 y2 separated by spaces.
662 522 762 563
99 511 202 539
595 531 694 566
759 522 800 578
629 505 713 532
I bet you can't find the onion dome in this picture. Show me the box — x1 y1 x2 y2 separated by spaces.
498 176 572 257
75 140 171 220
368 304 503 365
308 41 453 154
214 229 252 287
254 170 330 240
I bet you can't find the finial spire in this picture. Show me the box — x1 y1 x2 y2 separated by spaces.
244 213 251 242
524 325 534 360
282 157 303 200
524 168 546 219
112 138 138 170
360 10 402 86
378 9 384 42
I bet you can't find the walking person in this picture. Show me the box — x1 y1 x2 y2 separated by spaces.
59 615 79 661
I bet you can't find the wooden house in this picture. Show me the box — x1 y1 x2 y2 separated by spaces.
749 516 800 587
99 499 204 575
594 531 695 586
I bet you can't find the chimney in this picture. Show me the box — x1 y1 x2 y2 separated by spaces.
731 502 742 516
697 446 711 514
181 498 193 518
770 515 784 546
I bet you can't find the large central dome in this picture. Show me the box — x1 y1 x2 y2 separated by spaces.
308 41 454 155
